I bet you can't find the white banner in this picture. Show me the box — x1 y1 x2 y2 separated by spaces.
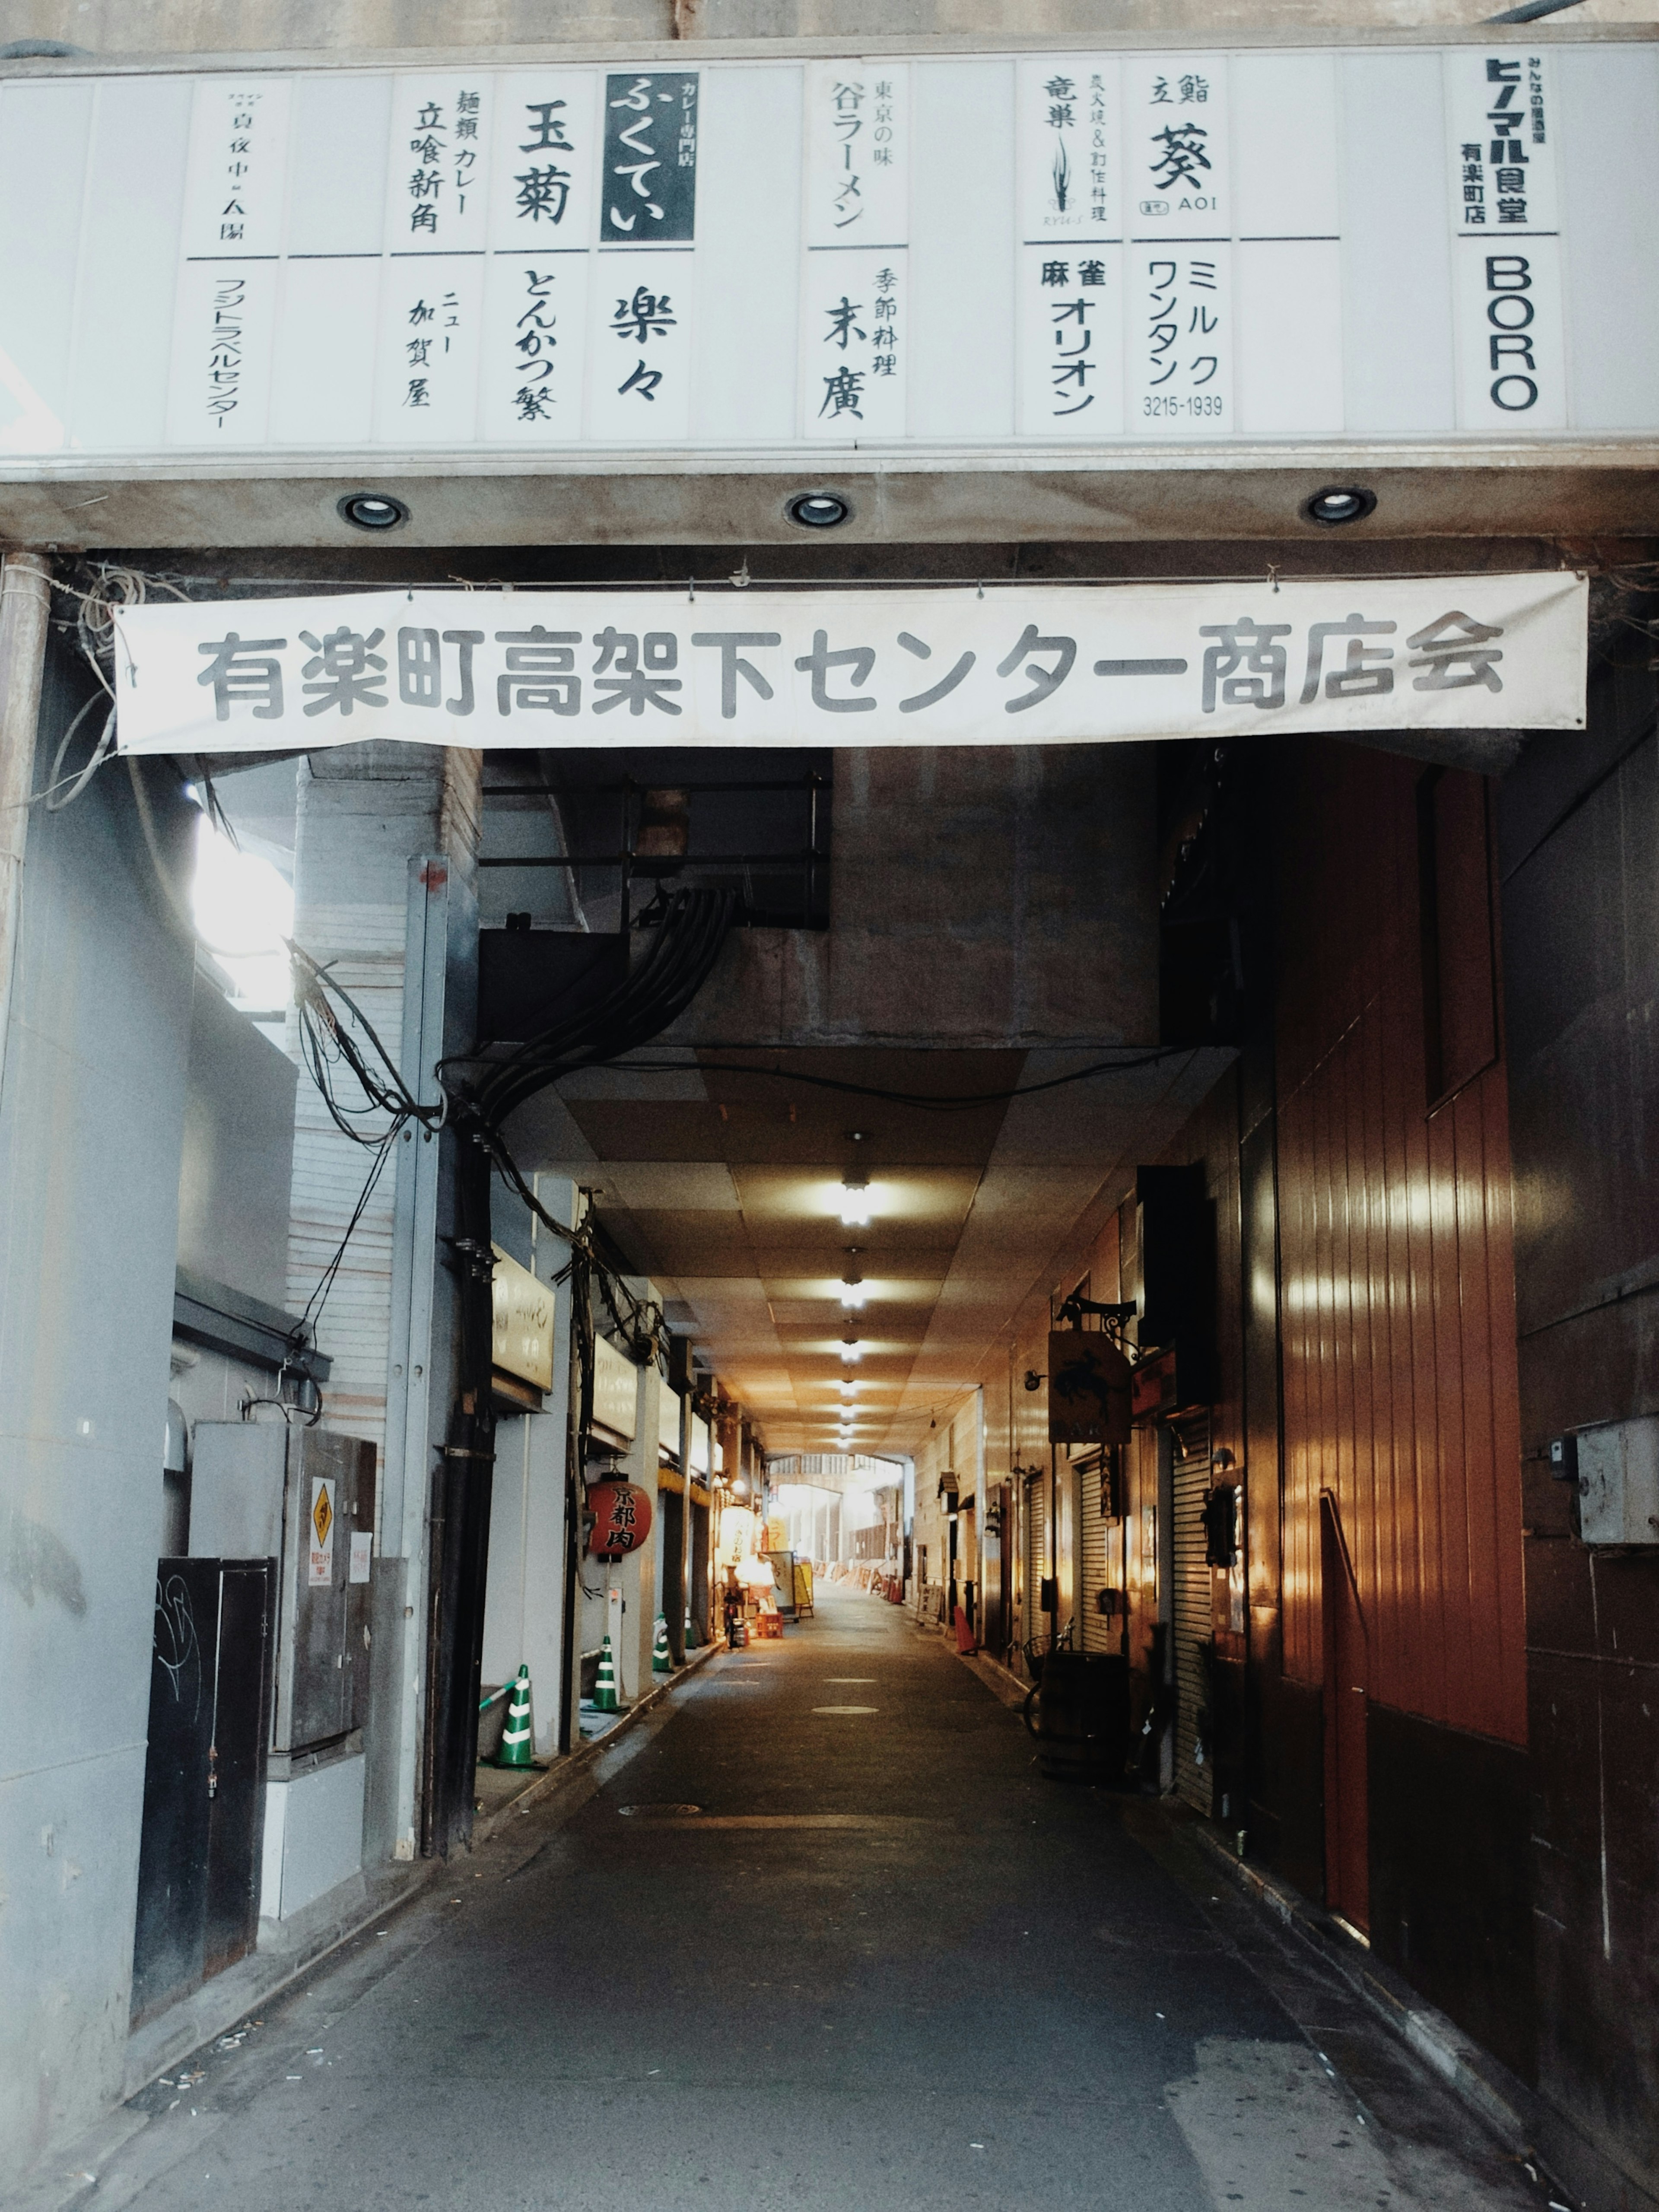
112 575 1585 753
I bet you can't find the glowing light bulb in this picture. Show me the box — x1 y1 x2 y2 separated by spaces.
838 1173 871 1227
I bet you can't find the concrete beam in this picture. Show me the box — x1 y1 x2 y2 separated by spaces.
6 451 1659 551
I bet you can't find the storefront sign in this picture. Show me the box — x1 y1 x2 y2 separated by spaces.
1047 1331 1133 1446
491 1244 554 1392
1 44 1650 460
586 1478 653 1558
112 574 1584 752
590 1331 639 1446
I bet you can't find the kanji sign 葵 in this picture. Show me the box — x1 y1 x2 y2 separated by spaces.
113 575 1584 753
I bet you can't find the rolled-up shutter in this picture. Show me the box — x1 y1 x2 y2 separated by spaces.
1023 1469 1049 1661
1171 1410 1214 1814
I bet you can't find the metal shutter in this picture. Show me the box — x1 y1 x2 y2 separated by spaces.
1078 1453 1114 1654
1023 1470 1049 1657
1171 1411 1214 1815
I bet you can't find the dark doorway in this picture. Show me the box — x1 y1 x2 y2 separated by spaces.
131 1558 275 2026
1320 1495 1370 1931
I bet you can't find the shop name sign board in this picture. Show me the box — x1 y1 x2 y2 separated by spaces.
112 576 1586 753
1 43 1655 462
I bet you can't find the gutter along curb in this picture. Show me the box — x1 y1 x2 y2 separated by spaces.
470 1633 725 1848
1182 1815 1539 2159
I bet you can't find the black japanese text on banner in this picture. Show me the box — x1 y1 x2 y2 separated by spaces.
111 577 1586 754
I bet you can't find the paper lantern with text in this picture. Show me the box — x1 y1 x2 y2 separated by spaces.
587 1480 654 1560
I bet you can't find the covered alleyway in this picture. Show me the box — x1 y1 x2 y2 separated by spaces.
80 1582 1538 2212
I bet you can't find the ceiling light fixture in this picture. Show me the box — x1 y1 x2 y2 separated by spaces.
1303 484 1376 528
839 1344 863 1364
786 489 851 530
337 491 409 532
839 1173 871 1227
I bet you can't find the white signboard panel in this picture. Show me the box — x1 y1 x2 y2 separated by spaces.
113 574 1585 754
0 42 1653 463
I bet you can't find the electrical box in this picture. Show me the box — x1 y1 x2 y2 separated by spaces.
189 1423 378 1752
1573 1416 1659 1546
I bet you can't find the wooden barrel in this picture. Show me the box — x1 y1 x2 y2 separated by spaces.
1022 1651 1131 1783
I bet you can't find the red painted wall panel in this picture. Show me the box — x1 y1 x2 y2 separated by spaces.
1274 741 1526 1747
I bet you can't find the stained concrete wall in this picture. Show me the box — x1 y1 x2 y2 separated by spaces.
661 742 1158 1049
0 646 196 2189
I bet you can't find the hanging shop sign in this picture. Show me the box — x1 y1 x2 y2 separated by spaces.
111 574 1584 754
1 45 1652 464
717 1505 758 1567
490 1243 553 1393
590 1331 639 1447
586 1478 654 1558
1048 1331 1134 1447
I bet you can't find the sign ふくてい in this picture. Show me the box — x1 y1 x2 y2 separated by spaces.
112 575 1585 753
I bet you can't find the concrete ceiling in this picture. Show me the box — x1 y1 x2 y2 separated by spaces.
507 1042 1227 1456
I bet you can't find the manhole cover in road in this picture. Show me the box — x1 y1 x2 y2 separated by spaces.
618 1803 702 1818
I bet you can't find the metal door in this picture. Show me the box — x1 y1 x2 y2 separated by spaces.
132 1558 274 2025
131 1561 218 2024
203 1564 276 1978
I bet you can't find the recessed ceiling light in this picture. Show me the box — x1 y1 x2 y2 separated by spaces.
1303 485 1375 528
838 1173 871 1227
786 490 851 530
337 490 409 531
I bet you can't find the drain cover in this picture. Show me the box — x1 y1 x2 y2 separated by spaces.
618 1803 702 1818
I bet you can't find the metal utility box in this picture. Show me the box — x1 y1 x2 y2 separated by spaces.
1574 1416 1659 1547
190 1423 377 1753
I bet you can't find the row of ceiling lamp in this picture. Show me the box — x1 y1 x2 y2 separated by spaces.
337 486 1379 535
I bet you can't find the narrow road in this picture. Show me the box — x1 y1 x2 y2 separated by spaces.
80 1583 1544 2212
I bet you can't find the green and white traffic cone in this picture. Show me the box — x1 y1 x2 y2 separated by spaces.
652 1612 672 1672
594 1635 619 1713
496 1665 534 1768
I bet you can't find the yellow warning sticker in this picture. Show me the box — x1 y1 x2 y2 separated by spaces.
308 1477 335 1587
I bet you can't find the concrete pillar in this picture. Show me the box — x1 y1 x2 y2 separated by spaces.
0 604 194 2188
479 1174 575 1757
284 741 480 1865
616 1325 661 1702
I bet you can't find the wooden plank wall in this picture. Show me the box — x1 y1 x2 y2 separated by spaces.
1273 739 1526 1746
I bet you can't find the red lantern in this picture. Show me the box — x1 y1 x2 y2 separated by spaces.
586 1480 653 1560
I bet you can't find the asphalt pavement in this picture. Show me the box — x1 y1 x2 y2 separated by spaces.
53 1581 1554 2212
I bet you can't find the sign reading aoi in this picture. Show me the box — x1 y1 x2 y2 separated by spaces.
0 41 1653 460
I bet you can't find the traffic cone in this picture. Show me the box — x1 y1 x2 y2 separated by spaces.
594 1635 619 1712
652 1612 672 1672
496 1665 534 1767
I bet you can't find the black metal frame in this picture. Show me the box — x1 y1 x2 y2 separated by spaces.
480 771 831 931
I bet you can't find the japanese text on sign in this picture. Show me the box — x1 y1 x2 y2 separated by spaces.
115 578 1587 754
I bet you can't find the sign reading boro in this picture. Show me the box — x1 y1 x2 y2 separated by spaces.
0 42 1654 461
113 577 1586 753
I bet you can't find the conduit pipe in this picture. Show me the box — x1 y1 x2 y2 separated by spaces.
0 552 52 1109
